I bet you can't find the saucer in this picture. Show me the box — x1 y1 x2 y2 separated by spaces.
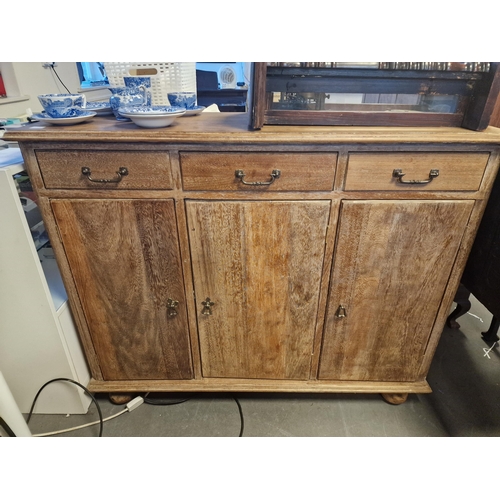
85 101 113 115
32 111 96 125
182 106 205 116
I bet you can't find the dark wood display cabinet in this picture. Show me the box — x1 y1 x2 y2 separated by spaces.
251 62 500 129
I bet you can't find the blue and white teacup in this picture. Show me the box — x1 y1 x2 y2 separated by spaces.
167 92 196 109
38 93 87 118
109 86 148 121
124 77 152 105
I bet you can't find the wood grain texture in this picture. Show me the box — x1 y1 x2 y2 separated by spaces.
462 63 500 131
6 114 500 145
344 152 489 191
175 198 203 379
180 152 337 191
490 93 500 128
186 200 331 379
319 200 473 382
88 377 432 394
250 63 267 130
51 199 193 380
381 393 408 405
263 110 464 127
36 196 104 380
36 150 173 190
9 117 500 398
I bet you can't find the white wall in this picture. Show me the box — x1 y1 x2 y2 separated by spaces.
0 62 107 119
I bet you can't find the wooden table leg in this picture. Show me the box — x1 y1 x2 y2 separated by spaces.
108 393 133 405
446 283 471 329
381 393 408 405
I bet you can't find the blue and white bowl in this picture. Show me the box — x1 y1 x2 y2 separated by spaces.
85 101 113 116
182 105 206 116
124 76 151 88
38 93 87 118
167 92 196 109
118 105 185 115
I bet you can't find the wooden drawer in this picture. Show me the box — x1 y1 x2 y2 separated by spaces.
180 152 337 191
36 150 173 190
344 152 490 191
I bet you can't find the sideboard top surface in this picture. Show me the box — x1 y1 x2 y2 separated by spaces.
5 113 500 145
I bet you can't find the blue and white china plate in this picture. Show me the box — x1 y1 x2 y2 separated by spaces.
32 111 96 125
118 105 185 116
85 101 113 115
182 106 205 116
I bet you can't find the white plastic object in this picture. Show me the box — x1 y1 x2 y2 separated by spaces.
126 396 144 412
0 371 32 436
104 62 196 106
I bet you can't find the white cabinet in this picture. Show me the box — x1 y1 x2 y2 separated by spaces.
0 157 91 414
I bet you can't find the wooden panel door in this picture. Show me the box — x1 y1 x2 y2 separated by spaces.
186 200 332 379
318 200 474 382
51 199 193 381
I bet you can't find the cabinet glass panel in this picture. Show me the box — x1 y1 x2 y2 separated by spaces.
265 62 491 116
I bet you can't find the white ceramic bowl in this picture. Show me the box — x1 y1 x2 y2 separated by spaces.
118 110 186 128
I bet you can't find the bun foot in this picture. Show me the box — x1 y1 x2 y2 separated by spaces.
108 393 133 405
381 393 408 405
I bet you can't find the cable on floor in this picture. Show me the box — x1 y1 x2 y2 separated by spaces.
143 392 191 406
30 395 144 437
0 415 17 437
233 397 244 437
143 392 244 436
27 378 104 437
33 409 127 437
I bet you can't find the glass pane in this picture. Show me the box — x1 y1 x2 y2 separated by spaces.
269 92 460 113
265 62 491 115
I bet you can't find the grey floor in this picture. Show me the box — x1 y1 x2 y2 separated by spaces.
24 295 500 437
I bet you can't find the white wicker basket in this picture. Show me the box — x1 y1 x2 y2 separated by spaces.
103 62 197 106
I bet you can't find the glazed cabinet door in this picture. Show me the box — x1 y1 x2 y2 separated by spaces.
186 200 332 379
319 200 474 382
51 199 193 381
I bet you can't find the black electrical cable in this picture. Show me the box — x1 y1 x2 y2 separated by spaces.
0 415 17 437
143 392 190 406
50 65 71 93
27 378 103 437
234 397 244 437
143 392 244 436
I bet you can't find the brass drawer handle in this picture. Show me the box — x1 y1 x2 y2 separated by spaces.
392 168 439 185
166 298 179 317
81 166 129 183
201 297 215 315
335 305 347 318
235 169 281 186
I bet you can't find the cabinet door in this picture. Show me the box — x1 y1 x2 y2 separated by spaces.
51 199 193 381
187 200 331 379
319 200 473 382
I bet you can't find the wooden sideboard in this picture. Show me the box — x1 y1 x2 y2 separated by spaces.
5 113 500 404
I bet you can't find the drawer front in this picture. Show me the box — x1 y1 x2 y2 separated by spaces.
345 152 490 191
180 152 337 191
36 150 173 190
